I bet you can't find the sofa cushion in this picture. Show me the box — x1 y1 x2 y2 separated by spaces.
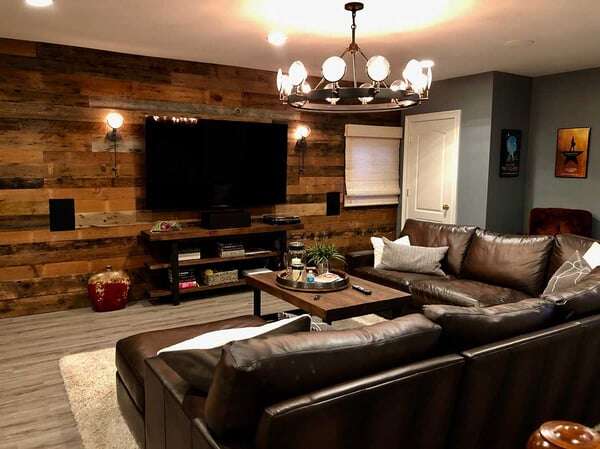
542 267 600 319
411 279 529 308
400 219 477 276
379 237 448 275
461 230 554 296
548 234 598 280
423 298 555 347
157 315 312 393
353 266 447 293
115 315 265 411
204 314 441 438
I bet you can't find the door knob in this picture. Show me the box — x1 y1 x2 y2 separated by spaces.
442 204 450 211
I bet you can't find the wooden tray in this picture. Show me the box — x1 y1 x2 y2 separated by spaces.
275 269 350 292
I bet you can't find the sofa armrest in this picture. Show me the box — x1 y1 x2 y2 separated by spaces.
255 355 464 449
346 249 374 272
145 357 225 449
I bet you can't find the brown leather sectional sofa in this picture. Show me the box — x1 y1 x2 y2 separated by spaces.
115 219 600 449
348 218 599 309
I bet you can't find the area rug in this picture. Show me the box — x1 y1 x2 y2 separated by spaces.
59 347 138 449
58 315 385 449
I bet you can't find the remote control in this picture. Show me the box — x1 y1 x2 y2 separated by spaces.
352 284 372 295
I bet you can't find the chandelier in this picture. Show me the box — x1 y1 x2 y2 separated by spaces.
276 2 433 113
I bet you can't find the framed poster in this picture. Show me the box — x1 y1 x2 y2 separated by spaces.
555 127 591 178
500 129 521 177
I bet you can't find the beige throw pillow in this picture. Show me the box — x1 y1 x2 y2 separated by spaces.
371 235 410 268
379 237 447 276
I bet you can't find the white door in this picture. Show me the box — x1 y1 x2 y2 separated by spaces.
401 110 460 225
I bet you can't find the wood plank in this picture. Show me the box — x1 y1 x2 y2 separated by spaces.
0 38 37 57
0 39 400 318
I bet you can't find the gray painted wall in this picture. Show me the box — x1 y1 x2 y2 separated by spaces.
525 67 600 238
486 72 532 234
401 72 494 229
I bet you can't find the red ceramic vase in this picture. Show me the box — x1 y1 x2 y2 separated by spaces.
87 265 131 312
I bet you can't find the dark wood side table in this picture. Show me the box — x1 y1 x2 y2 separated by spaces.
245 271 410 324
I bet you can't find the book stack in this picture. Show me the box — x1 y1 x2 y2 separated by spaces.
168 269 198 290
217 242 245 258
178 249 201 262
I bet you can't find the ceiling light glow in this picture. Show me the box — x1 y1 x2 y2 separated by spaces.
267 31 287 46
25 0 54 7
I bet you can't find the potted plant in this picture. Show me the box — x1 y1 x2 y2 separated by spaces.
305 241 345 275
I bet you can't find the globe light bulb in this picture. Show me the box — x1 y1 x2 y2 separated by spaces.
26 0 53 6
366 55 391 82
267 31 287 47
390 79 408 92
276 68 284 92
301 81 312 94
322 56 346 83
358 83 374 104
324 83 340 105
403 59 423 85
288 61 308 86
106 112 124 130
397 99 418 108
281 74 293 96
294 125 311 140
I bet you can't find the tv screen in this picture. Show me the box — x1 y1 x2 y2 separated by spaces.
145 118 288 210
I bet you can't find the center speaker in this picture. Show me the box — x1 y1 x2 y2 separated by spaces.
201 209 251 229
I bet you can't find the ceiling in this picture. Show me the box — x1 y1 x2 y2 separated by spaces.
1 0 600 81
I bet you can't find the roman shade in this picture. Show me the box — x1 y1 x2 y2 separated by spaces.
345 124 402 207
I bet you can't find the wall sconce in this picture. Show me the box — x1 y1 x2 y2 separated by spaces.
105 112 124 177
294 125 311 175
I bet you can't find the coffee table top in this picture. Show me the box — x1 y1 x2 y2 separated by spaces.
246 272 410 322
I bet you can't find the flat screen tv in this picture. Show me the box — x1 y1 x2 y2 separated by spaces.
145 118 288 210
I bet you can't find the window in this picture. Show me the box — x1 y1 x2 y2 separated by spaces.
344 124 402 207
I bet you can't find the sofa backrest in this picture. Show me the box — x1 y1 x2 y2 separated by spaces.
576 315 600 426
204 314 441 439
401 219 477 276
547 233 598 279
255 355 465 449
423 298 555 349
461 230 554 296
448 320 587 449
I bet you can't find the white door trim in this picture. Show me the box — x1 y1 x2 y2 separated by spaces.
401 109 461 227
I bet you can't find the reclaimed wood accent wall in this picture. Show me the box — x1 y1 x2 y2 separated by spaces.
0 38 400 318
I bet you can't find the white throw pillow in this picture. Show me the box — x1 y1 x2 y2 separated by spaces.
371 235 410 268
157 314 311 353
583 242 600 269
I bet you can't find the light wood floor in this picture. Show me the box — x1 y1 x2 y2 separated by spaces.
0 291 289 449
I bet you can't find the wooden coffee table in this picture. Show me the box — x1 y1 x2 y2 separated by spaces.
245 272 410 324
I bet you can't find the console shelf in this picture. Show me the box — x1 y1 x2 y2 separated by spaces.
141 222 303 305
148 280 248 299
146 251 280 271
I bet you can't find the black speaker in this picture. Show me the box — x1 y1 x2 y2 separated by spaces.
326 192 341 216
201 209 251 229
49 199 75 231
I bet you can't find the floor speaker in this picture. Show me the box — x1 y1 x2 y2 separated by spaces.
326 192 341 216
49 199 75 231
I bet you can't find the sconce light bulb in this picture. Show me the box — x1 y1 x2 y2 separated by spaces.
294 125 311 140
106 112 124 130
